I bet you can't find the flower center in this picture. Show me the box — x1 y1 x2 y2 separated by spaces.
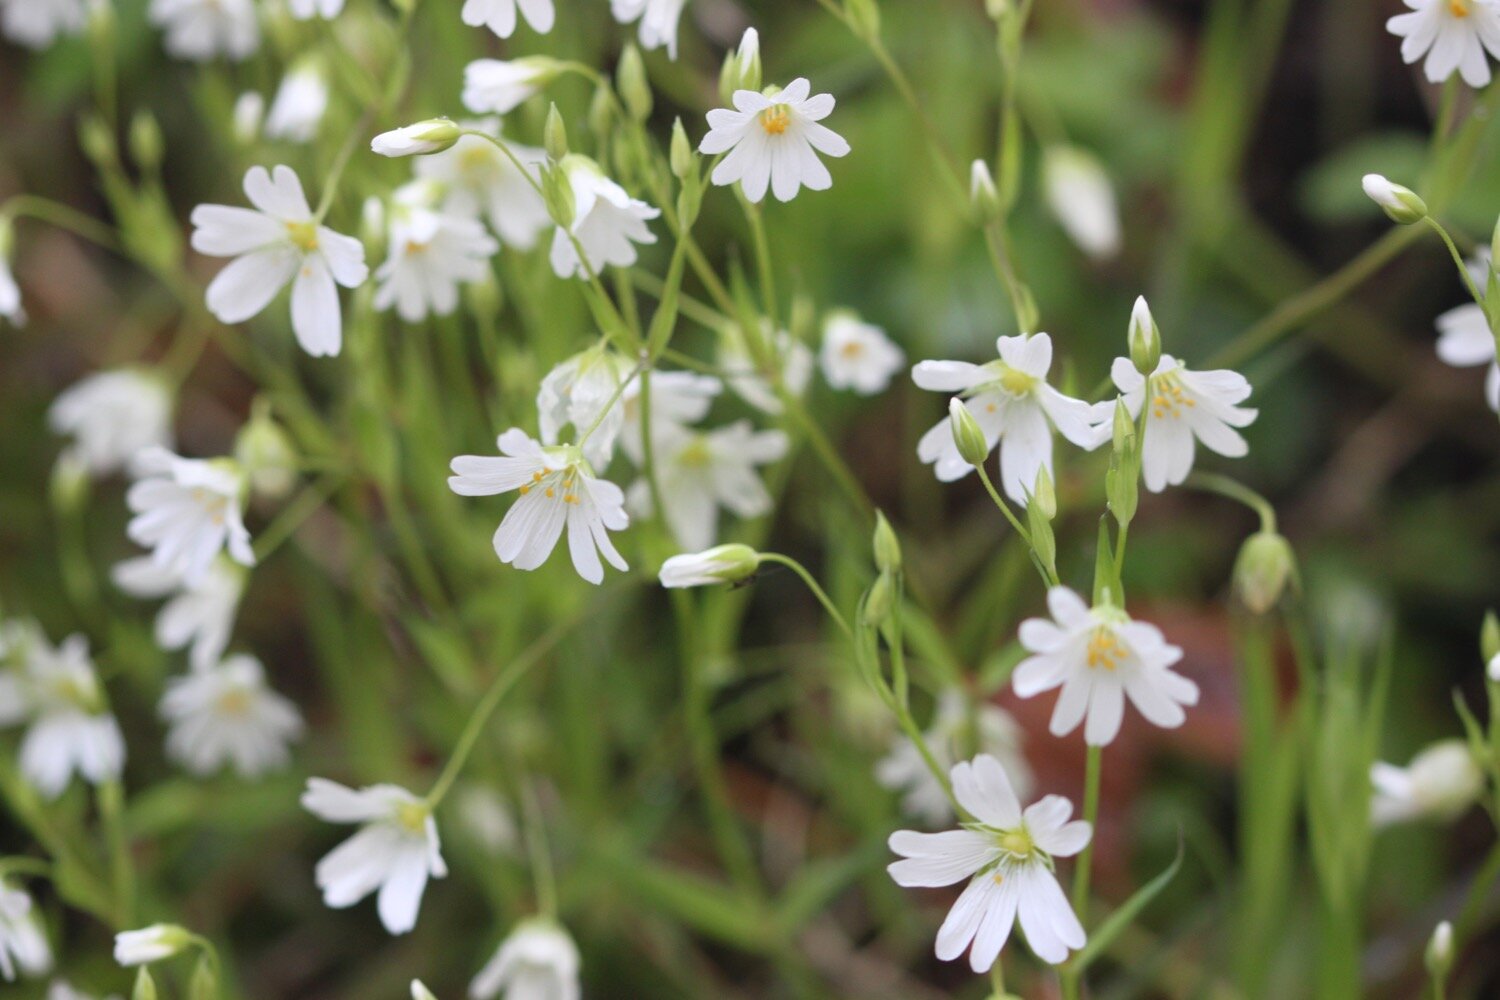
1451 0 1472 17
517 467 581 505
190 487 229 526
1086 627 1126 671
759 105 792 136
216 687 254 716
394 801 430 835
997 827 1035 858
675 437 713 468
51 674 99 712
285 220 320 252
839 340 865 359
1150 370 1195 420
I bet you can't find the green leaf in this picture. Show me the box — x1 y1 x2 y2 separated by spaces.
1072 835 1184 972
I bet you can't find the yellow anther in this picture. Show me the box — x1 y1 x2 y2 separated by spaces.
545 487 555 498
216 688 253 716
1452 0 1472 16
532 470 545 482
284 220 320 252
759 105 792 135
518 485 530 495
563 493 577 505
839 341 865 359
1085 627 1125 671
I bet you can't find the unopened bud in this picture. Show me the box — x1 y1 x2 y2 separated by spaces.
659 544 760 588
188 954 219 1000
129 110 165 171
116 924 193 966
133 968 158 1000
970 159 1000 222
544 103 569 161
617 44 652 122
1031 465 1056 520
736 28 762 93
949 398 989 468
235 401 298 502
1362 174 1427 225
1234 531 1297 614
670 117 693 180
862 570 895 626
78 114 117 169
1111 396 1135 455
411 983 439 1000
844 0 881 40
233 92 264 144
1426 921 1454 979
718 51 739 106
370 118 461 157
543 160 577 229
872 510 902 573
1128 295 1160 376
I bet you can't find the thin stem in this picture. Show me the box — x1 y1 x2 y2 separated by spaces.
4 195 122 251
974 464 1057 586
1071 745 1103 914
97 780 134 927
757 553 853 638
742 198 778 326
1425 216 1485 307
251 473 346 562
1184 471 1277 533
521 780 559 920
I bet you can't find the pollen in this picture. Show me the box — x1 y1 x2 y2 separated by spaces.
1151 372 1194 420
759 105 792 136
545 487 555 498
518 485 530 495
839 341 865 359
1086 628 1125 671
216 688 254 716
1451 0 1472 17
285 220 320 252
563 493 579 505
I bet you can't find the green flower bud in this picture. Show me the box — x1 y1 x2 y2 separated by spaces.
542 161 576 229
78 114 117 169
371 118 462 157
234 401 298 502
544 103 569 162
718 50 739 106
845 0 882 40
1362 174 1427 225
49 450 90 515
1233 531 1298 614
133 969 158 1000
588 83 615 140
670 117 693 180
617 44 653 122
862 570 896 627
872 510 902 573
1027 500 1057 581
1111 396 1135 455
1425 921 1454 980
1128 294 1161 376
411 982 440 1000
129 110 165 172
735 28 762 93
1031 465 1056 520
188 954 220 1000
949 398 989 468
659 544 761 588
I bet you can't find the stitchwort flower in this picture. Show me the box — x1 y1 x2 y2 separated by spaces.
700 78 850 203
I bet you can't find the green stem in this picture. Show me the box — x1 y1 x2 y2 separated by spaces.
251 473 346 562
97 780 134 927
742 198 778 326
974 465 1056 587
521 780 559 920
1183 471 1277 532
1061 745 1103 1000
1424 216 1485 307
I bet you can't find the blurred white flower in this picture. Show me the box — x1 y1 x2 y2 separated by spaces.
160 654 303 778
462 57 559 115
0 239 23 327
1012 587 1199 747
47 368 174 477
819 312 904 395
287 0 344 18
411 982 439 1000
700 78 850 203
112 557 245 671
190 165 368 357
264 62 330 144
1107 351 1258 493
718 324 813 415
48 979 120 1000
455 785 519 855
610 0 686 59
1435 250 1499 412
371 119 462 158
0 633 125 800
463 0 554 37
0 881 51 982
113 924 192 966
301 778 447 936
0 0 88 50
470 921 581 1000
1041 146 1121 259
1387 0 1500 88
887 754 1089 970
374 182 499 323
148 0 259 62
415 121 551 249
232 91 264 144
126 448 254 585
548 156 660 279
658 543 760 588
913 333 1102 503
629 421 787 552
448 430 630 584
618 370 722 465
537 347 634 469
1361 173 1428 224
876 690 1032 825
1371 739 1484 826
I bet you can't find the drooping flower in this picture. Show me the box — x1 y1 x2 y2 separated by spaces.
112 557 245 671
537 347 635 469
371 119 462 158
470 921 582 1000
1107 352 1258 494
1371 739 1485 827
913 333 1102 503
112 924 192 966
819 311 905 395
700 78 850 203
0 633 125 800
414 120 551 249
548 156 660 280
718 323 813 415
448 430 630 584
147 0 260 62
1435 250 1499 412
160 655 303 778
126 447 254 585
658 544 760 588
462 57 560 115
287 0 345 18
610 0 687 59
1041 146 1121 259
0 881 51 982
47 368 174 477
629 421 787 552
887 754 1089 970
0 0 87 50
463 0 554 37
190 165 368 357
1387 0 1500 88
618 370 722 465
374 182 499 323
876 690 1032 826
1011 587 1199 747
264 61 330 144
301 778 448 936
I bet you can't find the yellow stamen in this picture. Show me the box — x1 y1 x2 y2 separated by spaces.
216 688 253 716
285 220 320 252
1452 0 1472 17
759 105 792 135
1085 627 1125 671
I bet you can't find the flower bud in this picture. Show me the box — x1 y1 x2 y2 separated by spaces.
235 401 298 502
862 570 896 627
133 968 159 1000
670 117 693 180
1031 465 1056 520
872 510 902 573
1111 396 1135 455
617 44 653 122
1027 499 1057 580
544 103 569 162
50 450 90 514
129 110 165 172
659 544 760 588
1233 531 1297 614
1481 610 1499 666
1372 739 1484 826
1362 174 1427 225
360 195 387 259
370 118 461 157
1426 921 1454 980
78 113 117 169
736 28 762 93
845 0 881 40
411 982 440 1000
542 160 577 229
116 924 194 966
970 159 1000 223
1491 215 1500 273
1128 295 1160 376
188 953 219 1000
948 398 989 468
233 92 264 144
1042 146 1121 259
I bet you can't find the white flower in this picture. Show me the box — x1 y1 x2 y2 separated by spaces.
148 0 259 62
718 323 813 415
1 0 88 49
414 120 551 249
287 0 344 18
190 165 368 357
112 557 245 670
160 655 303 778
876 690 1032 826
1361 173 1428 224
264 62 330 144
47 368 174 477
618 370 722 465
819 312 904 395
302 778 447 935
610 0 687 59
48 979 121 1000
1041 146 1121 259
629 421 786 551
548 156 660 280
112 924 193 966
448 430 630 584
462 57 559 115
0 882 51 982
699 78 850 203
454 785 519 855
1371 739 1484 827
374 182 499 323
470 921 582 1000
463 0 554 37
1387 0 1500 88
232 91 264 143
913 333 1102 503
1489 651 1500 682
1108 352 1258 494
537 348 634 469
887 754 1089 969
658 543 760 588
1011 587 1199 746
0 633 125 800
0 244 24 327
126 447 255 585
1435 250 1499 412
371 119 462 158
412 981 438 1000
